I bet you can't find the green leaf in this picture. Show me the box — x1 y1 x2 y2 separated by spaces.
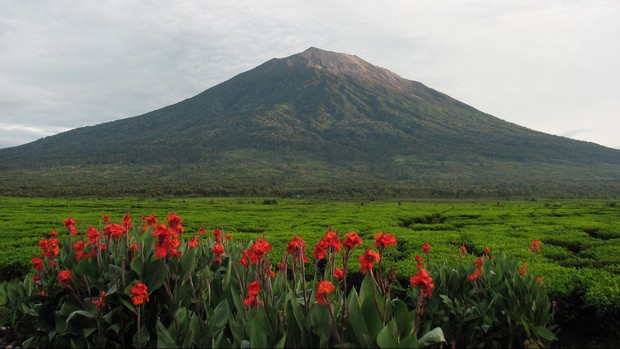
156 317 179 348
249 310 268 348
130 253 143 276
66 309 96 323
179 248 198 279
533 326 557 341
347 289 373 348
418 327 446 348
211 299 230 333
144 258 165 293
376 321 399 348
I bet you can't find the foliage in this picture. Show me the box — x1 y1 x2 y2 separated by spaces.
5 213 560 348
422 251 557 348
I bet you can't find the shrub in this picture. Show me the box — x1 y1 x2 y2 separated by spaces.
6 214 556 348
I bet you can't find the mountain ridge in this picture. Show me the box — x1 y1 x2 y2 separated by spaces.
1 47 619 197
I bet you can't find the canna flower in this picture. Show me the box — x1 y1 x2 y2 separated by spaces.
31 256 44 271
57 270 72 288
287 236 308 263
359 248 380 275
475 257 483 269
213 228 222 242
122 212 132 229
188 235 199 249
85 226 101 245
198 227 206 235
102 215 110 223
410 268 434 297
333 267 344 280
243 281 262 306
484 246 491 256
343 231 362 249
322 230 341 251
467 268 482 282
129 241 140 253
131 283 149 306
315 280 335 305
414 255 424 269
530 240 541 254
519 263 527 276
105 223 127 240
212 242 225 262
225 233 232 241
460 244 467 254
373 232 397 248
92 291 106 310
64 217 78 236
141 214 158 232
421 242 431 253
167 213 184 233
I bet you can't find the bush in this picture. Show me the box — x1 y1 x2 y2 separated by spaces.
6 214 556 348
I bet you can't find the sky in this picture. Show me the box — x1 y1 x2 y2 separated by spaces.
1 0 619 149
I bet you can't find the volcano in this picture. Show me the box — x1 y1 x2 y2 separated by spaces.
1 47 619 197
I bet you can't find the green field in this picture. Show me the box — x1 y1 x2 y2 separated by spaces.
1 196 619 344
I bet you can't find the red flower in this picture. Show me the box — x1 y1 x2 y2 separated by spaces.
460 244 467 254
141 214 158 232
315 280 335 305
475 257 483 269
410 269 434 297
225 233 232 241
467 268 482 282
343 231 362 249
529 240 541 254
359 248 380 275
519 263 527 276
92 291 106 310
105 223 127 240
213 228 222 242
85 226 101 245
287 236 308 263
122 212 132 229
333 267 344 280
313 239 328 260
31 256 44 271
245 238 271 264
373 232 397 248
484 246 491 255
243 281 262 306
57 270 72 288
131 283 149 306
323 230 342 251
102 215 110 223
212 242 224 262
414 255 424 269
130 241 140 253
64 217 76 228
64 217 77 237
421 242 431 253
188 235 199 249
167 213 184 233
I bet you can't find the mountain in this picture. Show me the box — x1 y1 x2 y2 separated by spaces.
1 47 619 197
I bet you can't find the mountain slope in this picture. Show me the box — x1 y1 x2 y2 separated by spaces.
1 47 619 197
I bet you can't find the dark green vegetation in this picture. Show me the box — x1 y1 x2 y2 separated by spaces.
0 197 618 346
1 47 619 197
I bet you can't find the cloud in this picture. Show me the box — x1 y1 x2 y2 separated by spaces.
0 0 619 150
0 123 71 149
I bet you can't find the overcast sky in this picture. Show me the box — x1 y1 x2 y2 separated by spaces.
1 0 619 149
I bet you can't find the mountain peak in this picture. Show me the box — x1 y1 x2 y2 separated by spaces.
284 47 411 92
